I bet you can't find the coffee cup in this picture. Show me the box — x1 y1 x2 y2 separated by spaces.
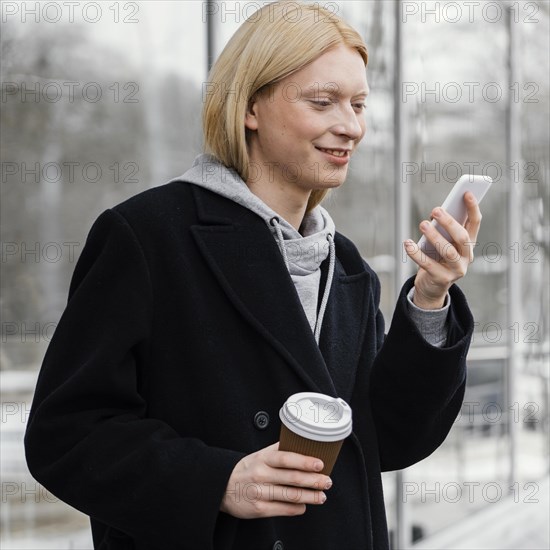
278 392 352 475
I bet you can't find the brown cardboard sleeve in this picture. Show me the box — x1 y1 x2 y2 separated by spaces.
279 423 344 476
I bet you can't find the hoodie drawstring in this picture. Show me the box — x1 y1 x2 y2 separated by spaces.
314 233 334 344
270 217 290 271
270 217 335 345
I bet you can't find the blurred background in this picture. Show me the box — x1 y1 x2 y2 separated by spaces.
1 1 548 548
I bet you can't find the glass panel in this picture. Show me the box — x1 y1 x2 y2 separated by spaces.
1 2 206 545
332 0 397 321
399 2 549 546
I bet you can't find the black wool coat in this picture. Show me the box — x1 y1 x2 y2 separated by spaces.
25 180 474 550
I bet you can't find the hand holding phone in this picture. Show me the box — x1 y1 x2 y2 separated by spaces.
417 174 493 261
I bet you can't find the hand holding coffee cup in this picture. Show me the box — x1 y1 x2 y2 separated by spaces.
279 392 353 475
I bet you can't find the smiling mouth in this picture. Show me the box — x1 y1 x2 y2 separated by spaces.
315 147 350 158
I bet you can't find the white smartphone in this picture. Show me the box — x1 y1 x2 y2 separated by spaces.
417 174 493 260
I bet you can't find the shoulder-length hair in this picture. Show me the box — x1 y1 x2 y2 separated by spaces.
202 0 368 213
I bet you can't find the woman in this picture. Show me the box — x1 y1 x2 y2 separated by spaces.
25 2 480 549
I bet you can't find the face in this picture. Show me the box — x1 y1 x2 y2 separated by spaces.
245 44 368 194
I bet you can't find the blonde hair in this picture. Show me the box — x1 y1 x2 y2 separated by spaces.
202 0 368 213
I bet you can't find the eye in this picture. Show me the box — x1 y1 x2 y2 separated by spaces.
353 103 367 111
310 100 332 107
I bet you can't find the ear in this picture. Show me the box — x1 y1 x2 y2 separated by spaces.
244 96 259 131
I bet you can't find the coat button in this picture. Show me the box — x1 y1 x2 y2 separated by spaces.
253 411 270 430
273 541 284 550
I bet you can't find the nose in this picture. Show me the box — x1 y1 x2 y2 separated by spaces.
331 104 364 141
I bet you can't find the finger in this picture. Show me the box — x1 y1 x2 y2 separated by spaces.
418 219 463 264
253 501 307 518
237 483 325 513
266 449 324 473
429 210 473 261
267 467 332 490
463 191 482 241
223 478 326 513
429 208 467 244
268 484 327 505
265 450 331 489
431 194 482 257
404 240 455 276
238 481 325 506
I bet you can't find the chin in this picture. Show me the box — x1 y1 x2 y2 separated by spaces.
319 167 348 187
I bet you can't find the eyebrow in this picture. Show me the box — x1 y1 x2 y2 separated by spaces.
304 85 369 97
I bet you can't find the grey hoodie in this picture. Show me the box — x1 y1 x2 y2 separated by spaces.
178 154 335 344
176 153 449 347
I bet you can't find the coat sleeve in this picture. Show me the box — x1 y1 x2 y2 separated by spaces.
368 273 474 472
24 208 244 548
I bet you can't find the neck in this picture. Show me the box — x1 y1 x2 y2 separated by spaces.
246 170 311 232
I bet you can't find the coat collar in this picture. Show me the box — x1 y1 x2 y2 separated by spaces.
187 183 372 401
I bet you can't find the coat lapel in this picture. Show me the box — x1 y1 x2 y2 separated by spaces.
189 186 336 395
188 184 369 399
317 251 372 402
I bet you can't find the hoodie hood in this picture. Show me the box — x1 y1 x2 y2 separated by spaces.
176 153 336 344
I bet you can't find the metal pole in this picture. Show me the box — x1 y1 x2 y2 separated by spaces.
505 2 522 494
394 0 412 547
206 0 215 73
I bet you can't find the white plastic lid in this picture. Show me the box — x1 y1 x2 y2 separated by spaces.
279 392 353 442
